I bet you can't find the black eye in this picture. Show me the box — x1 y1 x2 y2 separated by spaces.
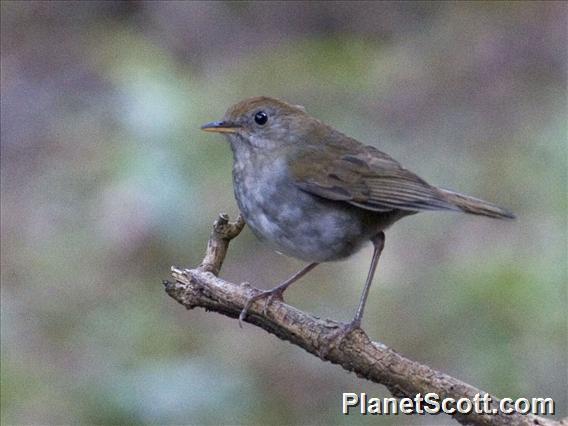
254 111 268 126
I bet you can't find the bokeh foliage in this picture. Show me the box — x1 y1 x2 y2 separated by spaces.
1 2 566 425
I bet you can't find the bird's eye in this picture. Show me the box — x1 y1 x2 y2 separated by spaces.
254 111 268 126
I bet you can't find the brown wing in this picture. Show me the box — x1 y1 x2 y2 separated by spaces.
289 144 459 213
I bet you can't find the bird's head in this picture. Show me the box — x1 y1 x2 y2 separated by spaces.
201 96 318 150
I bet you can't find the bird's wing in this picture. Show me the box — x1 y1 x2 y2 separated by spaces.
288 145 459 213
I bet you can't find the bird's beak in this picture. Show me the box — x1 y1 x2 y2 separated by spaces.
200 121 240 134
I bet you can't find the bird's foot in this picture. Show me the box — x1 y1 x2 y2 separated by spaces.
238 288 285 328
318 320 362 359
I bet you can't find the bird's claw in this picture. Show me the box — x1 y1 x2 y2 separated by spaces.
238 289 284 328
262 291 284 315
318 320 362 359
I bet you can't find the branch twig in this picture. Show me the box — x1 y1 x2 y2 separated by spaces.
164 213 560 426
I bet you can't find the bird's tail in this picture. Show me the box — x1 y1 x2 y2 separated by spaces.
439 188 515 220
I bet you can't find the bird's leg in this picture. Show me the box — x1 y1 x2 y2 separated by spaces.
352 231 385 327
320 232 385 357
239 262 319 327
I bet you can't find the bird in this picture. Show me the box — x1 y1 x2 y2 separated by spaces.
201 96 514 336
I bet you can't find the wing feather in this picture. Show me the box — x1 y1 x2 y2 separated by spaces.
289 144 457 213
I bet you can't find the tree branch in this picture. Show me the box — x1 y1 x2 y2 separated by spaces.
164 214 561 426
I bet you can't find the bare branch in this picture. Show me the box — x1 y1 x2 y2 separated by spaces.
164 214 561 426
198 213 245 275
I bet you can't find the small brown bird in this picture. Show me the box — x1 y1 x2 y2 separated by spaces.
201 96 514 335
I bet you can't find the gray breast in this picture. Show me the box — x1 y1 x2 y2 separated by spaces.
232 156 382 263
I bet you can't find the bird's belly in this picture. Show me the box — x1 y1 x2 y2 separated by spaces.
233 171 376 262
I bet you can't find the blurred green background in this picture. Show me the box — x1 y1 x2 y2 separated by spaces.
1 1 566 425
